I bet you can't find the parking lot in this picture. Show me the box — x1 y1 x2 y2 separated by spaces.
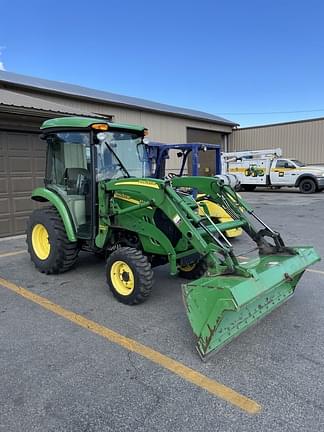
0 189 323 432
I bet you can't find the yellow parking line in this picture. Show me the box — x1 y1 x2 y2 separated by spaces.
0 276 261 415
306 268 324 275
0 250 27 258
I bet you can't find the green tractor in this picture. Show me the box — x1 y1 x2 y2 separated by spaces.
27 116 320 359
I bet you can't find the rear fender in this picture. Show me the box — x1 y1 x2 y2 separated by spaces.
31 187 77 242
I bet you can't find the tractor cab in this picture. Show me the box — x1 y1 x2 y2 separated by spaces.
40 116 150 238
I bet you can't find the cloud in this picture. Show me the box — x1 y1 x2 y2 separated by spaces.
0 46 6 71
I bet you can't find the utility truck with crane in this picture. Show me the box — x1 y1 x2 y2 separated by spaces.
222 148 324 193
26 117 320 359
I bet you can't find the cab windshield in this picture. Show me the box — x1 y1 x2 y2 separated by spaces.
96 131 151 181
291 159 305 167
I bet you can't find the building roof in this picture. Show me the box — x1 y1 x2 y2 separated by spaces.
0 88 101 118
0 70 237 126
236 116 324 130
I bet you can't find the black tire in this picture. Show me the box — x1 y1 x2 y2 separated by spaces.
106 247 154 305
242 185 256 192
178 258 207 280
26 207 79 274
299 178 317 194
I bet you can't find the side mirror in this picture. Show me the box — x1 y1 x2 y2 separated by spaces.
97 132 108 142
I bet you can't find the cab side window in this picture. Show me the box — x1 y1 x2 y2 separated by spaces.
45 132 92 237
46 132 90 194
276 160 295 169
276 160 286 168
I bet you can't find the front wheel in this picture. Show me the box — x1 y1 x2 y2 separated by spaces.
299 178 316 194
106 247 154 305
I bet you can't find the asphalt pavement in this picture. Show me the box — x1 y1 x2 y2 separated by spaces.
0 189 323 431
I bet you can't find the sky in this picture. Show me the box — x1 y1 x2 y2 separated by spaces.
1 0 324 127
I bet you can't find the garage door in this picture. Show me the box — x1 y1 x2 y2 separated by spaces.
187 128 225 148
0 130 45 237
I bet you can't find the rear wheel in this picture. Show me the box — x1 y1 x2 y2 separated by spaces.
178 258 207 280
299 178 316 194
26 207 79 274
106 247 154 305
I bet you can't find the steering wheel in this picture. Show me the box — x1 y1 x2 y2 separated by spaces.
166 172 179 179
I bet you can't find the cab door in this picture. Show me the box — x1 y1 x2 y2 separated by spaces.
46 131 93 238
270 159 296 185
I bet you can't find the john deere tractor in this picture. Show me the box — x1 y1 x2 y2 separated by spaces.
27 116 320 359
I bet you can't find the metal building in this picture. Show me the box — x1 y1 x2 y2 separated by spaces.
230 118 324 164
0 70 237 237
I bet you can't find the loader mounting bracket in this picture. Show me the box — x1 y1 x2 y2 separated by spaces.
254 228 294 255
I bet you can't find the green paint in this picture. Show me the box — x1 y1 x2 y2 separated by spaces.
30 116 321 359
97 176 320 350
31 188 77 242
183 246 320 358
41 116 145 132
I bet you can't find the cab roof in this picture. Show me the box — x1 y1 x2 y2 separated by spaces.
40 116 146 132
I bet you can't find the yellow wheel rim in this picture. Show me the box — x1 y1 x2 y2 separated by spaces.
110 261 135 296
31 224 51 260
179 263 196 272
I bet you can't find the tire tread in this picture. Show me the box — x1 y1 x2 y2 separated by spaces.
106 247 154 305
26 206 79 274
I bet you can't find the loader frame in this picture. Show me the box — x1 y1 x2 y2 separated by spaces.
147 142 222 178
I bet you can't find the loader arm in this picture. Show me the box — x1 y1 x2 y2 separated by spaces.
170 176 290 255
95 176 319 359
95 177 243 275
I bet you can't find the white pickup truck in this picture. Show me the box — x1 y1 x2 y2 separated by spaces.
222 148 324 194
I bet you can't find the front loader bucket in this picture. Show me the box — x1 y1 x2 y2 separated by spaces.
183 247 320 360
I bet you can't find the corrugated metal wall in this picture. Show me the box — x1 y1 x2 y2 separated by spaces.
17 88 233 142
230 119 324 164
